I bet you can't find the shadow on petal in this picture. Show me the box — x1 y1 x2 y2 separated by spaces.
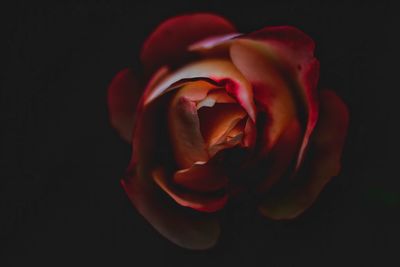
258 90 349 220
153 167 228 213
121 165 221 250
107 68 142 143
244 26 320 170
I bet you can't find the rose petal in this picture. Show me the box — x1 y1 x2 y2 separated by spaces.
230 39 298 155
173 161 228 193
198 103 247 147
169 94 209 169
121 165 220 250
141 13 236 72
207 118 247 157
107 68 142 143
196 89 237 109
125 91 222 249
144 59 256 121
226 117 247 140
243 117 257 148
245 26 320 170
295 59 319 169
189 33 241 50
167 81 221 169
256 119 302 193
153 167 228 213
258 90 349 219
246 26 315 55
188 33 241 59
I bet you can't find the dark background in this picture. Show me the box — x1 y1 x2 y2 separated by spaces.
1 1 398 266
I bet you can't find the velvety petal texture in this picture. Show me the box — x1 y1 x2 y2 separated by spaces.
107 13 349 250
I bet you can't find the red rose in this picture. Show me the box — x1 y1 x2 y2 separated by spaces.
108 13 349 249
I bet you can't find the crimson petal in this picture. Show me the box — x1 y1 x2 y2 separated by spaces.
141 13 236 72
245 26 320 170
107 68 142 143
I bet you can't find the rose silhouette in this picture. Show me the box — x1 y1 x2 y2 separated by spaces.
107 13 349 249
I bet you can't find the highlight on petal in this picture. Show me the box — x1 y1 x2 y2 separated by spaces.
189 33 241 51
258 90 349 220
196 89 236 109
188 33 241 59
153 167 228 213
144 59 256 121
121 165 221 250
244 26 320 170
230 39 298 155
107 68 142 143
295 59 319 170
141 13 236 72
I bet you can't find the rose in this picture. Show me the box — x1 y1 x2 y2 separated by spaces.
107 13 349 250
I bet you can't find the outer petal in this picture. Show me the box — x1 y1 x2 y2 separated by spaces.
121 166 221 250
245 26 320 170
107 68 142 143
124 90 221 249
189 33 241 51
189 33 241 59
230 39 298 155
256 119 302 193
258 90 349 220
141 13 236 72
153 167 228 213
173 161 228 193
246 26 315 55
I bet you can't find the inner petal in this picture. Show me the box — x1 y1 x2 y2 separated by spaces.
197 89 237 109
168 80 222 169
198 103 247 149
169 96 208 169
207 117 247 157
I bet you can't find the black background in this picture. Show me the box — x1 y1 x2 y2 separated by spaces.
1 1 399 266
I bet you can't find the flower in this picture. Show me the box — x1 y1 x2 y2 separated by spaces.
107 13 349 250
